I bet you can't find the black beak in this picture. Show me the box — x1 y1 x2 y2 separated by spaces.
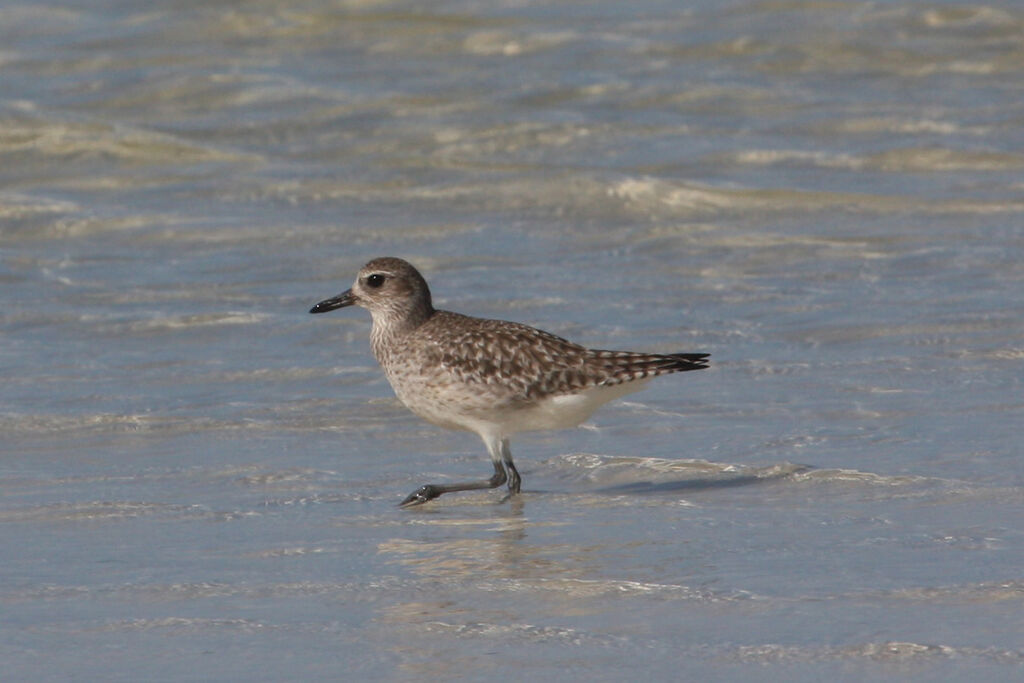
309 289 356 314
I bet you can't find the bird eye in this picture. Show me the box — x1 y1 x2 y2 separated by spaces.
365 273 385 288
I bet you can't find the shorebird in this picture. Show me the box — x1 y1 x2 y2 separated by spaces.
310 257 709 507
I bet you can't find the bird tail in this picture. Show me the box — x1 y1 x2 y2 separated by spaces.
663 353 710 372
590 350 710 385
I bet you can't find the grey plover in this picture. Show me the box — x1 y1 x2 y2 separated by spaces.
310 257 709 507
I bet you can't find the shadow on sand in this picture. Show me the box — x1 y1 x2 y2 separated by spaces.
594 464 811 496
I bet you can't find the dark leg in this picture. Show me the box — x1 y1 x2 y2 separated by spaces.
501 438 521 494
399 459 507 508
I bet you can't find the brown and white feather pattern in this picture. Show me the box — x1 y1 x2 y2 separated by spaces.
375 310 707 414
311 256 710 504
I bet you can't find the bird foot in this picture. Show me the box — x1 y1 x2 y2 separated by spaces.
399 484 443 508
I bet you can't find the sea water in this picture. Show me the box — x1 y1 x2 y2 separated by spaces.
2 1 1023 680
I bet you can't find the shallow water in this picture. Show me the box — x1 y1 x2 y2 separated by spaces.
2 0 1023 680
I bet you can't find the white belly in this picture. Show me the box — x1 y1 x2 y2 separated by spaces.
389 371 651 438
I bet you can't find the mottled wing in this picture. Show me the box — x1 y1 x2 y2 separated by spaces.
418 313 589 400
418 311 708 403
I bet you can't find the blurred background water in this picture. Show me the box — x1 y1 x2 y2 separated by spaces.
2 0 1023 680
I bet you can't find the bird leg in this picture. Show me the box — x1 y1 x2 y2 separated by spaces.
399 460 508 508
501 437 521 494
398 434 523 507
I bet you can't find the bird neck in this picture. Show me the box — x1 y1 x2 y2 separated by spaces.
369 304 433 359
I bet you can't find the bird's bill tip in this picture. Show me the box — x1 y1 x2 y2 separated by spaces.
309 289 356 314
